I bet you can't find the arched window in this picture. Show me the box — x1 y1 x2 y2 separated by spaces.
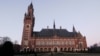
44 48 47 52
60 48 63 52
72 48 74 52
48 48 51 52
78 43 82 49
54 48 57 52
36 48 39 52
68 48 70 51
64 48 67 52
40 48 43 52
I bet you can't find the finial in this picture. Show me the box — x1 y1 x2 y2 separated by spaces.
73 25 76 32
31 0 33 4
30 2 33 7
53 20 56 29
60 26 62 29
28 1 33 9
47 26 49 29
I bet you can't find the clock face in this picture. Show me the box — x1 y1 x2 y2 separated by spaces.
26 25 29 28
25 24 30 30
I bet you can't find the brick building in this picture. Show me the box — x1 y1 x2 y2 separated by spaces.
21 3 87 52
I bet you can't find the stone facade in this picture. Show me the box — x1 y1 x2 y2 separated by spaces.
21 3 87 52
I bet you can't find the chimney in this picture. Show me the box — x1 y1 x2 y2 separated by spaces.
60 26 62 29
47 26 49 29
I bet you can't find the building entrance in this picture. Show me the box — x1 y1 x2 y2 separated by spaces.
54 47 57 52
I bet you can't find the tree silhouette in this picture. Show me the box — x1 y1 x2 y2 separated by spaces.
1 41 14 56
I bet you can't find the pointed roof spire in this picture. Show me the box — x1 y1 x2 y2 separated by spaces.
73 25 76 32
60 26 62 29
27 2 34 17
30 2 33 8
53 20 56 29
28 2 33 9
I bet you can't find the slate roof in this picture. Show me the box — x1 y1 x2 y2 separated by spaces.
33 29 78 37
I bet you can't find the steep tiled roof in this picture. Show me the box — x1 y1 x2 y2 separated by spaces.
33 29 78 37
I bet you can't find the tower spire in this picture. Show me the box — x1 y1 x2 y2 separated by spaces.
27 2 34 17
29 2 33 8
53 20 56 29
24 3 35 29
73 25 76 32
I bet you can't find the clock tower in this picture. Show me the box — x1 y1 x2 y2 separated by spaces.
21 2 87 52
21 3 35 49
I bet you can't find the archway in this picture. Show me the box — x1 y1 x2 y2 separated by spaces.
54 47 57 52
40 48 43 52
60 48 63 52
48 48 51 52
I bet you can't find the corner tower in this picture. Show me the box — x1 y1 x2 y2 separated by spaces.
21 3 35 49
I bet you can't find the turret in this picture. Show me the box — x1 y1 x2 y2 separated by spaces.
28 2 34 17
53 20 56 29
73 25 77 32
